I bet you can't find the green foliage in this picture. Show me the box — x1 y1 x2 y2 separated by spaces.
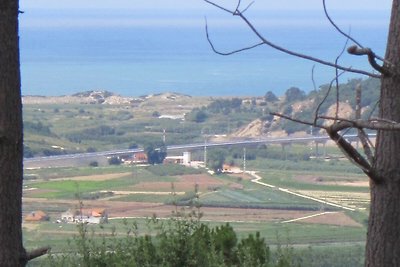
311 78 379 115
128 143 139 149
152 111 161 117
237 232 270 267
24 121 54 136
145 144 167 165
207 98 243 114
110 110 134 121
108 156 121 165
88 161 99 167
44 216 277 267
23 145 34 158
65 125 117 143
185 108 208 123
213 223 239 265
42 148 67 156
265 91 279 102
86 147 97 153
207 149 227 173
281 120 310 135
284 87 305 102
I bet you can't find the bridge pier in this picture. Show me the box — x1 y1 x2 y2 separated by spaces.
281 143 292 160
314 141 327 159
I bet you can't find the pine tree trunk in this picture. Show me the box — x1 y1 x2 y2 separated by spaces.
366 0 400 266
0 0 25 266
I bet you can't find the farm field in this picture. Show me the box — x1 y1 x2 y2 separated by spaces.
23 158 370 258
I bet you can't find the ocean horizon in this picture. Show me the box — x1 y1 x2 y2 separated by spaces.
20 9 389 97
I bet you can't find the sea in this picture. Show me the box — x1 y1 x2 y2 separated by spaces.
20 8 390 97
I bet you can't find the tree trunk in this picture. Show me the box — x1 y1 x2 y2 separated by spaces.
366 0 400 266
0 0 26 266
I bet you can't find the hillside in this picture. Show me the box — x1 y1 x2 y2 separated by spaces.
23 91 209 110
22 78 380 157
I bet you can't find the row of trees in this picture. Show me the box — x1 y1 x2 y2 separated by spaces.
44 217 291 267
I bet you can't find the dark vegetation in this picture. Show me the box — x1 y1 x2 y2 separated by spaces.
108 156 122 165
42 214 363 267
145 144 167 165
44 218 279 267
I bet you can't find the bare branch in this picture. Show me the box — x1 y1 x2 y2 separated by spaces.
368 100 380 120
322 0 363 48
274 111 380 181
204 0 385 183
273 112 400 133
369 117 399 124
347 46 392 70
271 112 323 128
273 111 382 182
310 65 318 125
234 0 242 14
319 116 400 131
347 45 390 75
355 83 362 119
24 246 50 262
204 0 381 78
204 0 233 13
358 128 375 163
313 71 346 125
241 1 255 14
326 129 381 183
322 0 391 72
334 36 350 121
205 18 264 56
355 83 375 163
311 65 317 92
237 12 381 78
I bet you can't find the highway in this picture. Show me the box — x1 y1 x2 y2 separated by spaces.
24 134 373 167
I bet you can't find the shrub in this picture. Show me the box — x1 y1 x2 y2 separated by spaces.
185 108 208 123
89 161 99 167
86 147 97 153
24 121 54 136
23 145 34 158
108 156 121 165
45 217 275 267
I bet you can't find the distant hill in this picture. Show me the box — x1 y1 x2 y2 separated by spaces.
22 78 380 157
202 77 380 138
22 91 196 106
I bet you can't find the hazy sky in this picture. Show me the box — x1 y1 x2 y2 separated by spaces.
21 0 391 11
20 0 392 29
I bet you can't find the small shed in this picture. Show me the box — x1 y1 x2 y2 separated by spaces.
25 210 49 222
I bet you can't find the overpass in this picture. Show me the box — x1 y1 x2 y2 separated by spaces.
24 134 374 168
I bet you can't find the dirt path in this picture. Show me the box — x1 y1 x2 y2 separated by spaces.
247 171 356 211
281 212 338 223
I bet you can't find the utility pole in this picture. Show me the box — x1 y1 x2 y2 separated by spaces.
204 136 207 168
243 147 246 173
162 129 166 143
